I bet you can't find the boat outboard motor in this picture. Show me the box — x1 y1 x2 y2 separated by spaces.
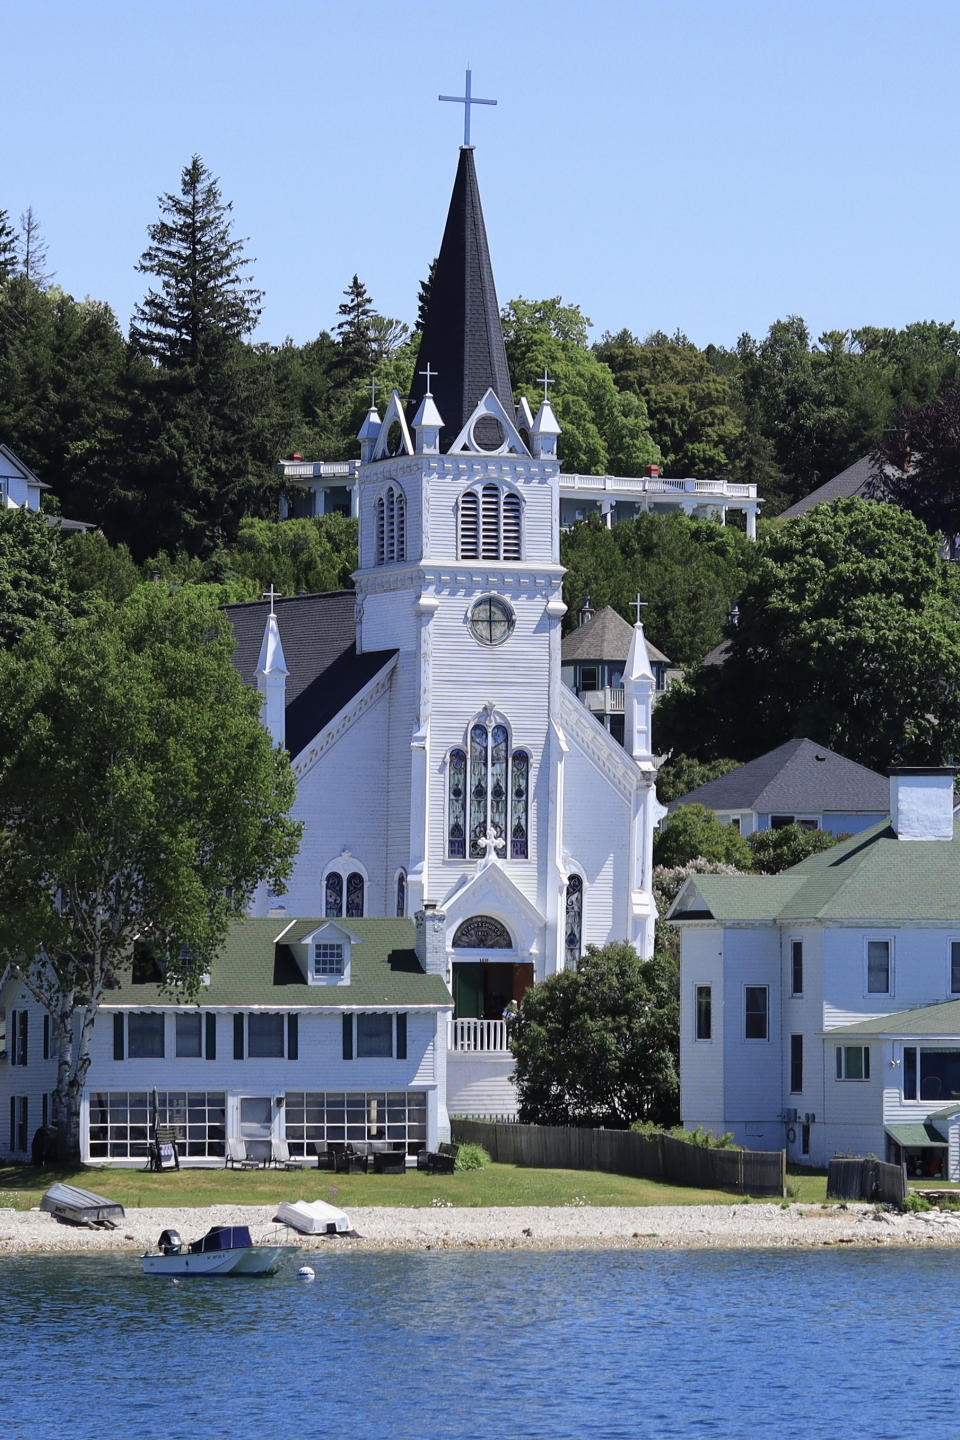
158 1228 182 1256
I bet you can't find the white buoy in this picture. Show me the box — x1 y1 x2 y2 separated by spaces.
297 1265 316 1281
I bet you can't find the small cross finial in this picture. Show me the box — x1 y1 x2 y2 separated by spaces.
630 595 647 623
537 370 553 403
419 361 437 395
439 68 497 146
369 378 377 410
263 584 281 615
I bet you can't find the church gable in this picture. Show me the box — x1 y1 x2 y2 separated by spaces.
447 388 531 459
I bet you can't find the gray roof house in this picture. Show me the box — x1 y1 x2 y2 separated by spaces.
666 737 889 837
561 603 674 747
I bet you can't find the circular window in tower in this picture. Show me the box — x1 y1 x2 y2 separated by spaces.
468 594 515 646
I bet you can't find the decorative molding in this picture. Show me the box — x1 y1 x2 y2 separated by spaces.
447 388 531 458
557 685 639 801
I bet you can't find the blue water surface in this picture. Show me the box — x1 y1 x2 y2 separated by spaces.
1 1246 954 1439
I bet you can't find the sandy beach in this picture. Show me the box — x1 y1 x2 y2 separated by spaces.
3 1200 960 1255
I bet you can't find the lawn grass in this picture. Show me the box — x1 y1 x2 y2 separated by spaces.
0 1161 829 1212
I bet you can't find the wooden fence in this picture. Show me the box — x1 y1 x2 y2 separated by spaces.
451 1119 786 1197
826 1156 906 1207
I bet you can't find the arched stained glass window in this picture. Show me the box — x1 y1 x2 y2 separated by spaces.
511 750 529 858
469 723 489 859
564 875 583 969
325 872 343 918
396 871 406 918
452 915 512 948
448 748 467 858
346 872 364 918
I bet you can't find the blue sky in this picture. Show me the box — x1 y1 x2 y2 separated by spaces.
5 0 959 352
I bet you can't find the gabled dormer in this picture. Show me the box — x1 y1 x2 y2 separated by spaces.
284 920 360 987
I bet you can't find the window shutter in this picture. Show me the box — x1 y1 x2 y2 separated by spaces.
287 1014 299 1061
233 1015 245 1060
396 1013 407 1060
43 1014 50 1061
342 1015 353 1060
18 1010 27 1066
9 1096 14 1151
205 1013 217 1061
113 1014 124 1061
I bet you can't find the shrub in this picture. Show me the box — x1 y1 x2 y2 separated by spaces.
902 1192 932 1212
454 1143 490 1171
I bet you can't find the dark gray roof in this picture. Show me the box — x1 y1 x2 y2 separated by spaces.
780 454 888 519
225 592 396 759
668 738 888 815
562 606 670 665
406 147 515 450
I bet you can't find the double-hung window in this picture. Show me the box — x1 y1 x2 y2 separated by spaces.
867 940 891 995
695 985 712 1041
790 1034 803 1093
791 940 803 997
342 1013 408 1061
836 1045 870 1081
744 986 768 1040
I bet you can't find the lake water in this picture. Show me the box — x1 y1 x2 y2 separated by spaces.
2 1246 956 1439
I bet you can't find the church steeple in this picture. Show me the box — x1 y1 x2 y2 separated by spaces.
406 146 515 451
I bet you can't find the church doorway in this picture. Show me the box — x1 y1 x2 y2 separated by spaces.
451 962 534 1020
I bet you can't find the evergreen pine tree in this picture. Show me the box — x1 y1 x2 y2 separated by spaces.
0 209 18 281
415 258 437 333
131 155 262 368
334 274 375 378
18 207 53 287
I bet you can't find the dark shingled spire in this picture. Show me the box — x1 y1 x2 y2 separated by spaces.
407 147 514 451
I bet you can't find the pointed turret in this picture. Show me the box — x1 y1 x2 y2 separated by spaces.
406 147 514 450
624 620 655 764
256 595 289 749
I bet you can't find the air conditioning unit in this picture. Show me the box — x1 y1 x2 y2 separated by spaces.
804 1113 816 1124
781 1108 797 1123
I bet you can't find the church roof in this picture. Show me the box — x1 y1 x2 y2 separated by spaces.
406 147 515 450
561 606 671 665
667 737 888 816
225 592 396 759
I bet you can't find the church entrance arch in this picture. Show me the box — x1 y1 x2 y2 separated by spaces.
450 915 534 1021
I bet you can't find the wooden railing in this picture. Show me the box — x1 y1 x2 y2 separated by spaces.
448 1018 510 1054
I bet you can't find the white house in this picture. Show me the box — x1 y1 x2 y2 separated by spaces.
0 135 665 1163
671 767 960 1179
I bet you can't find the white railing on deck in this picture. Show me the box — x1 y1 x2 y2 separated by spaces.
559 473 757 500
580 686 625 713
448 1018 510 1053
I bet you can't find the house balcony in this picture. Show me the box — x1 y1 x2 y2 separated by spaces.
578 686 625 715
448 1017 510 1054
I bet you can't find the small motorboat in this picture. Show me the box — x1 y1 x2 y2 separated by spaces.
141 1224 296 1277
273 1199 354 1236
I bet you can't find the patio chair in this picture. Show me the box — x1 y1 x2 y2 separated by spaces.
270 1138 305 1170
147 1125 180 1172
224 1137 260 1170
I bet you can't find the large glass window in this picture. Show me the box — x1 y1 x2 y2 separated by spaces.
745 986 768 1040
88 1090 226 1160
695 985 712 1040
902 1046 960 1101
283 1090 427 1158
450 716 530 861
128 1013 164 1059
867 940 890 994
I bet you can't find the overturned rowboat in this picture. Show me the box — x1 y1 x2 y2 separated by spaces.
41 1183 125 1229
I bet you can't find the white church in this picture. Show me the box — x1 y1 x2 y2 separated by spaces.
1 127 665 1165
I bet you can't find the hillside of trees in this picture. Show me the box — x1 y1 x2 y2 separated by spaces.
5 159 960 777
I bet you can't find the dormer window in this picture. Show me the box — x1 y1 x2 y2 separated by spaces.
313 942 345 978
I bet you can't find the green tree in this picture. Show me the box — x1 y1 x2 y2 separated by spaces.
510 942 679 1128
17 206 53 287
230 514 358 596
415 257 437 332
653 804 754 870
0 508 71 646
502 297 660 476
747 824 837 874
871 384 960 556
59 530 141 605
131 155 262 367
0 586 302 1160
0 208 17 281
334 274 376 379
655 754 740 804
656 498 960 770
595 329 742 477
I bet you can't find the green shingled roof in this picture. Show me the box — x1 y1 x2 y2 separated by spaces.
884 1123 947 1148
105 918 452 1009
830 999 960 1038
671 820 960 925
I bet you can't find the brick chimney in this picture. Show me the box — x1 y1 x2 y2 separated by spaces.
889 768 955 840
415 905 447 976
645 463 660 478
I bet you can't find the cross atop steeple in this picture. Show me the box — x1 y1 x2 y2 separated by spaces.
439 68 497 147
537 370 553 403
630 595 647 624
263 584 281 616
419 361 437 395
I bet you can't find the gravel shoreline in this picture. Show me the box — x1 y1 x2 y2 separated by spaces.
3 1201 960 1255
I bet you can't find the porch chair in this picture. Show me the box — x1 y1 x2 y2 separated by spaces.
225 1137 260 1170
147 1125 180 1172
270 1138 306 1170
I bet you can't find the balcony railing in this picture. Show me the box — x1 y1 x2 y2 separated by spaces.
448 1018 510 1054
579 686 625 714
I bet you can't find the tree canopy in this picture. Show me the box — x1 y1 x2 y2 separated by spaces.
655 498 960 770
871 384 960 555
510 942 679 1128
0 586 302 1158
653 804 753 870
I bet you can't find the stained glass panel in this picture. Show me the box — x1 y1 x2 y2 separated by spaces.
452 915 512 948
565 875 583 969
346 872 364 918
490 724 508 846
448 748 467 858
325 872 343 918
511 750 529 858
396 871 406 917
469 723 488 859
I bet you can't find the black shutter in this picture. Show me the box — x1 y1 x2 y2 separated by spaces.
9 1096 14 1151
18 1011 27 1067
205 1013 217 1061
113 1014 124 1061
287 1014 298 1061
396 1013 407 1060
342 1015 353 1060
43 1014 50 1061
233 1014 245 1060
